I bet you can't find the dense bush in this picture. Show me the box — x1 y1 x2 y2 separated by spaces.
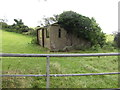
31 37 38 45
0 22 8 29
3 19 32 34
58 11 106 47
114 32 120 48
102 42 115 51
23 29 37 36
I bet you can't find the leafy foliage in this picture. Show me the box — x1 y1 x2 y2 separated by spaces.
0 22 8 29
11 19 30 33
58 11 106 47
114 32 120 48
3 19 33 33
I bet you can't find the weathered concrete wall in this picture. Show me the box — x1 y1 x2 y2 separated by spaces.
49 25 67 51
49 24 90 51
37 29 43 46
68 33 89 46
37 28 50 49
37 24 91 51
44 28 50 49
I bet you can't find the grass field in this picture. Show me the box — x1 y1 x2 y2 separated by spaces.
1 30 119 88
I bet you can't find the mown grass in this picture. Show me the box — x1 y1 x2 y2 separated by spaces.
1 30 119 88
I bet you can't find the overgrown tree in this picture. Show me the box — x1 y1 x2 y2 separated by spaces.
58 11 106 47
0 22 8 29
14 19 24 25
0 18 8 29
11 19 29 33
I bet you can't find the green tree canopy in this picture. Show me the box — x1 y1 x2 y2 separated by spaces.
0 22 8 29
14 19 24 25
58 11 106 47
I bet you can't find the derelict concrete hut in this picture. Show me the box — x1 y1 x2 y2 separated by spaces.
37 23 90 51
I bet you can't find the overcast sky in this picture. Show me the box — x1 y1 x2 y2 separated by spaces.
0 0 119 34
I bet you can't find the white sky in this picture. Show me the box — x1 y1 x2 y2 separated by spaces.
0 0 119 34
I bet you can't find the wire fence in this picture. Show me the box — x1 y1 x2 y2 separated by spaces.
0 53 120 88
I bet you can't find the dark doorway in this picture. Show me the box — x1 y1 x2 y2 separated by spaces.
42 29 44 47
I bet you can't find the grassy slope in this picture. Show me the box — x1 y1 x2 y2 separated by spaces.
2 30 48 54
1 30 118 88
